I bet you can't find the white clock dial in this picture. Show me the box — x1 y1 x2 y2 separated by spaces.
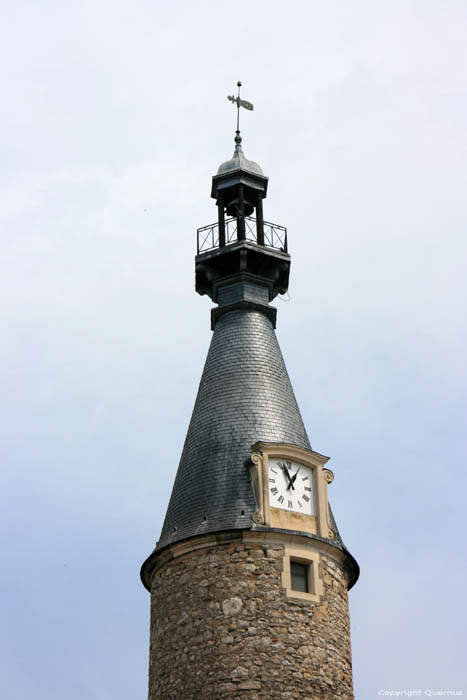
268 459 315 515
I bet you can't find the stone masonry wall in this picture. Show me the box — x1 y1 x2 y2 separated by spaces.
148 534 354 700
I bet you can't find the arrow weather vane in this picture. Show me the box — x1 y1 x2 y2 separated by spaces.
227 81 254 132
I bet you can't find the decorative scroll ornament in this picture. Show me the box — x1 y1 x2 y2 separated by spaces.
323 469 335 539
249 452 265 526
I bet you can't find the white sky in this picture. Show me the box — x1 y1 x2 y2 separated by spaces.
1 1 466 698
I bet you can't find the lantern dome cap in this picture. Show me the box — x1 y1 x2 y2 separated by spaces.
217 131 264 177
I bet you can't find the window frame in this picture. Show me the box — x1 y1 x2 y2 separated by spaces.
281 547 323 602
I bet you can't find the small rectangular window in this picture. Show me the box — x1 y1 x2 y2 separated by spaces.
290 561 309 593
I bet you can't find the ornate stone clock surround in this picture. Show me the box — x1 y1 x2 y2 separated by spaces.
249 441 335 540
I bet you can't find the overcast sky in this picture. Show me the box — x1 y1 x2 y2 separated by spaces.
1 1 466 698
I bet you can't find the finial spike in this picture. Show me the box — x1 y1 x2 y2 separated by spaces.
226 81 254 139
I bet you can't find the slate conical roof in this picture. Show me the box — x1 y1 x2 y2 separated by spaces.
155 308 310 551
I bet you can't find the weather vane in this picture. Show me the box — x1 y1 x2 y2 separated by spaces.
227 81 254 132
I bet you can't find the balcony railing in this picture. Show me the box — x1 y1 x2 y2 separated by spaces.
197 217 288 255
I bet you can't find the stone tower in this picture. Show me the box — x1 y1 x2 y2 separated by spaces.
141 124 359 699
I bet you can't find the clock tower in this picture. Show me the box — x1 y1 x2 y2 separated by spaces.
141 118 359 699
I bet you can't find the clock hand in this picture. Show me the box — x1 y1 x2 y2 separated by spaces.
290 467 301 486
280 462 295 491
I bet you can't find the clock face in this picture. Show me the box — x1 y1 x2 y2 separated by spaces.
268 459 315 515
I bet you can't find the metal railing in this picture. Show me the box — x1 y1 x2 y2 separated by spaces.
197 217 288 254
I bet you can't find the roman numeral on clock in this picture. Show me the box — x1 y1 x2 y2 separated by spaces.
271 487 278 495
278 495 284 504
288 500 293 509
